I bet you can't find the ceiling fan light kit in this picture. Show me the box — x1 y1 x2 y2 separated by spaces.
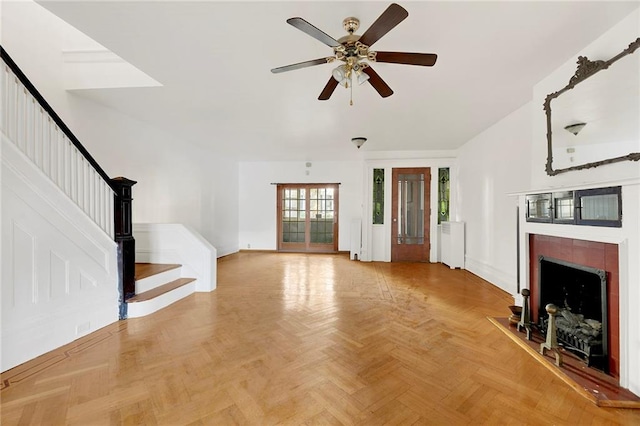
271 3 438 105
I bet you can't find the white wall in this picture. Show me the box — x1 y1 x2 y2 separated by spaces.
456 103 533 294
361 154 457 262
238 160 362 251
63 95 239 256
238 153 460 262
1 0 239 255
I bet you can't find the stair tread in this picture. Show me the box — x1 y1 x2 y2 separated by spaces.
127 278 196 303
135 263 181 280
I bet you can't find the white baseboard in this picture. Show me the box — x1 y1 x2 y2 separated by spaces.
464 256 517 296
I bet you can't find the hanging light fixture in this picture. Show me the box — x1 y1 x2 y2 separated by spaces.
351 137 367 149
331 61 370 105
564 122 587 135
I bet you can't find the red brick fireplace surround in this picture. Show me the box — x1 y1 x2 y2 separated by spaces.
529 234 620 378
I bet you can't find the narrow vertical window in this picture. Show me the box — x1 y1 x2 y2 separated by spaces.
438 168 450 224
373 168 384 224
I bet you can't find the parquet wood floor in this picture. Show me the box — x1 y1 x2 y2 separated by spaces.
3 252 640 425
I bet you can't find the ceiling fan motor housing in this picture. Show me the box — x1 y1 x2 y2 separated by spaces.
343 17 360 33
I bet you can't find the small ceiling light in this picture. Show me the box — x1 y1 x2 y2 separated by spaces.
356 70 370 85
564 122 587 136
332 64 349 87
351 137 367 149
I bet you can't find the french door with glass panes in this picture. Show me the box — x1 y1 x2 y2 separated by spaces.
277 184 339 253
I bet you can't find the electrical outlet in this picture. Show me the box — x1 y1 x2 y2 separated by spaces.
247 243 251 249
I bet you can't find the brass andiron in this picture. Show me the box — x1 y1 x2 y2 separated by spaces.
517 288 532 340
540 303 563 367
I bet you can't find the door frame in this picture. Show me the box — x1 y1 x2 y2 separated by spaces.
276 183 339 253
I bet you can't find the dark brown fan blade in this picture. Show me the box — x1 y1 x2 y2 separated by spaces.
375 51 437 67
271 58 330 74
363 67 393 98
287 17 342 47
318 77 339 100
358 3 408 48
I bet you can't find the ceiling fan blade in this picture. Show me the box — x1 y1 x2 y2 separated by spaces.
363 67 393 98
318 77 339 100
287 17 342 48
375 51 438 67
358 3 408 48
271 58 331 74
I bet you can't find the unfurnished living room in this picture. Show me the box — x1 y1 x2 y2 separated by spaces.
1 1 640 424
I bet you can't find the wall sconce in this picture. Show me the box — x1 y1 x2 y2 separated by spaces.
351 137 367 149
564 122 587 135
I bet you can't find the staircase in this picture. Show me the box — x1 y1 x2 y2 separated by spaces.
126 263 197 318
1 46 217 370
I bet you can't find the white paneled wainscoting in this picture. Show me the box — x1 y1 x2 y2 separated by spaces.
1 133 119 372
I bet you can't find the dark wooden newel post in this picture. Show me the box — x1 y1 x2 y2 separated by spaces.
111 177 137 319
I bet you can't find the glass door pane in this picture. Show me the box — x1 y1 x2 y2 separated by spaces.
310 187 334 244
397 173 425 245
282 188 306 243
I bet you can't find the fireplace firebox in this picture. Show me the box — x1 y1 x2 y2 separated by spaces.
538 256 608 373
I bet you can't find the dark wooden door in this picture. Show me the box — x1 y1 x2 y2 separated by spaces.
391 168 431 262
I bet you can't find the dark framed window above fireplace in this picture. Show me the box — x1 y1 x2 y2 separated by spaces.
526 186 621 227
525 193 552 222
575 186 622 227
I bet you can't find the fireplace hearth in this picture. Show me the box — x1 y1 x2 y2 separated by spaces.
538 256 608 372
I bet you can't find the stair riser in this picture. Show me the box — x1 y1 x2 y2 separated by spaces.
136 268 182 294
127 281 196 318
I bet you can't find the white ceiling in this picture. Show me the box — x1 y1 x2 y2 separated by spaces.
35 1 639 161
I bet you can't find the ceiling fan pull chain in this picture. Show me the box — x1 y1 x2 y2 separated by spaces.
350 79 353 106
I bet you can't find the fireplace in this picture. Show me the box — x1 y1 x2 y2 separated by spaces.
537 256 608 372
529 234 619 378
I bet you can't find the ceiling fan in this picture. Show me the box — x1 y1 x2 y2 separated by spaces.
271 3 437 103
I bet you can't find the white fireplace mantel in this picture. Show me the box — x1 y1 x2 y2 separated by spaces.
515 181 639 394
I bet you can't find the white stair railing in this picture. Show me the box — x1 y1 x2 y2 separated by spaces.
1 50 114 238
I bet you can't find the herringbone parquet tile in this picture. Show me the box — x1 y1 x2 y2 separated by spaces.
2 252 640 425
